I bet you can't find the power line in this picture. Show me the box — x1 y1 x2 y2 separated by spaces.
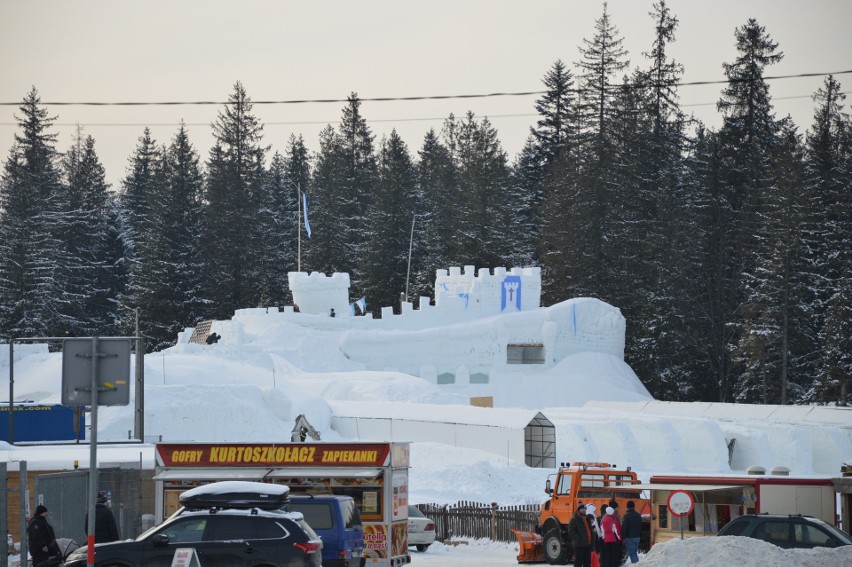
1 91 847 129
1 70 850 107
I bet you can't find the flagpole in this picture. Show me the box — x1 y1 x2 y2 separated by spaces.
296 183 301 272
405 213 416 303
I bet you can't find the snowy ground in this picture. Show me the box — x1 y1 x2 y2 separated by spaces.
7 536 852 567
408 536 852 567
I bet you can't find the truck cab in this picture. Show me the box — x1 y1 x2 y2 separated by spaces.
538 462 650 564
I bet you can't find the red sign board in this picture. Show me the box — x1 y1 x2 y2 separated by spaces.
667 490 695 517
156 442 391 468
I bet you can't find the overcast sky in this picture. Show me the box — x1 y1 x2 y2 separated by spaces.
2 0 850 187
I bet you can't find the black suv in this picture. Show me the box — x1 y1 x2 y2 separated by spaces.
717 513 852 549
64 484 323 567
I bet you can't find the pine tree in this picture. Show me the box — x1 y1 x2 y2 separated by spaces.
531 60 579 166
283 135 312 277
57 131 113 335
674 126 728 402
257 144 301 306
508 138 542 269
804 76 852 404
134 124 208 351
441 112 512 268
308 94 377 296
537 146 582 302
572 2 630 299
413 129 455 298
358 130 418 314
338 94 378 296
734 120 807 404
616 0 690 398
530 60 580 291
716 18 783 401
306 125 347 275
119 128 160 263
118 130 164 337
203 82 267 315
0 88 64 338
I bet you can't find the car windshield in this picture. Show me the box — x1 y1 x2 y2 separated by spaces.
408 506 425 518
820 522 852 544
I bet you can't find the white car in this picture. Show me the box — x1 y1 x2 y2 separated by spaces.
407 505 437 552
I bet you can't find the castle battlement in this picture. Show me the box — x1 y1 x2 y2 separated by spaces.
288 271 351 316
285 266 541 319
435 266 541 316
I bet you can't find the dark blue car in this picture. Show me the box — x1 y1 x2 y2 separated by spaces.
290 494 365 567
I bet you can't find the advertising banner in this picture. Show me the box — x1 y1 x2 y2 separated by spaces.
156 442 391 467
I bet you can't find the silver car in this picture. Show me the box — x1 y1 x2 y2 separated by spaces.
407 505 437 552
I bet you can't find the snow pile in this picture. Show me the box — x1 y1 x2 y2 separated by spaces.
638 536 852 567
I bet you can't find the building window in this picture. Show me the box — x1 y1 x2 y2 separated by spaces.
507 344 545 364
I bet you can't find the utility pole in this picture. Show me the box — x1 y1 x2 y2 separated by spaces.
405 214 416 303
134 307 144 442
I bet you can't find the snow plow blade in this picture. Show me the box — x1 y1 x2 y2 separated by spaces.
511 529 545 563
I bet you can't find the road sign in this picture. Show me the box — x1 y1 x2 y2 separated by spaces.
667 490 695 517
61 338 131 406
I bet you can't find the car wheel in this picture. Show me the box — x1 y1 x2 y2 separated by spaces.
543 528 570 564
416 544 430 552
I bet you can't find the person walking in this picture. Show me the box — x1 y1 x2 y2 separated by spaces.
585 503 603 566
621 500 642 563
566 503 592 567
601 506 623 567
27 505 58 566
85 491 121 543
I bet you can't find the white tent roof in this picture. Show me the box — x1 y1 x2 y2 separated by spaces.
329 400 550 429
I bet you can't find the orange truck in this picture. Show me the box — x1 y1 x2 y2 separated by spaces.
513 462 651 564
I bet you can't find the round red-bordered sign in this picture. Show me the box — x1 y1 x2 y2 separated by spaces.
667 490 694 517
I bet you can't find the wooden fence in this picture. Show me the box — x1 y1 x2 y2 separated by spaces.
414 501 540 543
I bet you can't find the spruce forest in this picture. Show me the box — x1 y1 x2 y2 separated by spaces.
0 5 849 405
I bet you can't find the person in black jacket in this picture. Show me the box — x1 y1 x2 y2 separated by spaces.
566 504 592 567
27 505 58 566
85 492 120 543
621 500 643 563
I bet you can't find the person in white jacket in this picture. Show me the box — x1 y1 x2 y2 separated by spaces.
585 503 604 542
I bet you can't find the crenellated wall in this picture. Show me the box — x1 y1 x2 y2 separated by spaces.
287 271 351 317
434 265 542 316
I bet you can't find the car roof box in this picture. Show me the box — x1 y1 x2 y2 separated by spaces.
180 481 290 510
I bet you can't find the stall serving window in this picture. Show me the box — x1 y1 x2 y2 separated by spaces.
654 488 746 535
274 475 385 522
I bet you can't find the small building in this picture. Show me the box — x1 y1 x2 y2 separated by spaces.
634 469 837 545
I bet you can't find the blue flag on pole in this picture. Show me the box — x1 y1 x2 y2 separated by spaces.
302 193 312 239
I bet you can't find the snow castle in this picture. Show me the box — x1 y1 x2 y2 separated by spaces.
183 266 626 384
278 266 624 382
